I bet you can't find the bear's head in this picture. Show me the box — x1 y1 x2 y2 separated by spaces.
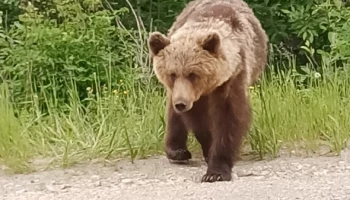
148 31 239 113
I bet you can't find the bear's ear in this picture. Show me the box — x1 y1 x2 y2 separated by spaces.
148 32 170 57
200 32 220 55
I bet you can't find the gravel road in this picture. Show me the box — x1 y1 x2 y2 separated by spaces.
1 148 350 200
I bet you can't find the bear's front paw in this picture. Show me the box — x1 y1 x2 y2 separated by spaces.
201 171 231 183
166 149 192 164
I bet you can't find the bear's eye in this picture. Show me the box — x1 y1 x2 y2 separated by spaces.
170 73 176 82
188 72 197 81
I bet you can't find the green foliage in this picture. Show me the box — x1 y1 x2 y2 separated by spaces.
0 0 349 173
0 0 21 26
1 0 149 111
121 0 350 68
243 0 350 69
281 0 350 64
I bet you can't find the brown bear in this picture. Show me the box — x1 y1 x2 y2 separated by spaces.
148 0 268 183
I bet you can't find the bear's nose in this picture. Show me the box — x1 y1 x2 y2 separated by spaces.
174 102 187 112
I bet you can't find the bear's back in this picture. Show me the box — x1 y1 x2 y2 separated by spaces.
167 0 254 37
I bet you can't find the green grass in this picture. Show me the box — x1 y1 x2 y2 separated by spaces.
0 0 349 177
1 67 168 171
1 58 349 174
0 83 32 173
250 64 350 159
1 13 350 173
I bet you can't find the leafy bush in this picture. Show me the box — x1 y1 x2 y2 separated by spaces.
0 0 21 26
0 0 152 112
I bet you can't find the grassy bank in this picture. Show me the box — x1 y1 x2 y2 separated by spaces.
1 54 349 174
1 1 350 174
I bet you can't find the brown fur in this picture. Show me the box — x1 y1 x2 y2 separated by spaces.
148 0 268 183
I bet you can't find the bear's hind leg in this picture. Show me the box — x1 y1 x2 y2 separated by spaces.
165 102 192 164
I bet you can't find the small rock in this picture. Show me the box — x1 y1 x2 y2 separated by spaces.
30 179 39 183
263 166 269 170
45 184 71 192
342 154 350 163
253 176 265 180
291 163 303 171
3 183 14 188
338 161 346 167
168 176 177 181
150 178 160 183
328 166 337 172
232 173 239 180
45 184 58 192
61 185 72 190
237 170 253 177
318 169 328 176
254 166 263 171
270 175 280 180
260 170 270 176
15 189 27 194
177 177 186 182
37 183 46 191
136 180 146 185
121 179 133 184
275 171 287 177
91 175 100 180
94 180 102 187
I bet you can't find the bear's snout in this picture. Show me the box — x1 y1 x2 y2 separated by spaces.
171 79 195 113
173 99 192 113
174 102 187 112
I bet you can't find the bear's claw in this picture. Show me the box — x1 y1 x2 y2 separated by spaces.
166 149 192 164
201 172 231 183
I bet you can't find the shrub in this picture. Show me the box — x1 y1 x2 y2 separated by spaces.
0 0 152 113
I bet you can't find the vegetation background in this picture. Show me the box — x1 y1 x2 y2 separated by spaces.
0 0 349 173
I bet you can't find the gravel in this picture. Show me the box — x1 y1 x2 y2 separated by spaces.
1 150 350 200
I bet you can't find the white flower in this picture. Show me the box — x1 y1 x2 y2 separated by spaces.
314 72 321 79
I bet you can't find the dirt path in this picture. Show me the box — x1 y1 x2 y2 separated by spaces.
1 150 350 200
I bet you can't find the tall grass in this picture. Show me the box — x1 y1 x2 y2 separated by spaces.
250 61 350 158
0 1 349 174
1 53 349 173
0 83 31 173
